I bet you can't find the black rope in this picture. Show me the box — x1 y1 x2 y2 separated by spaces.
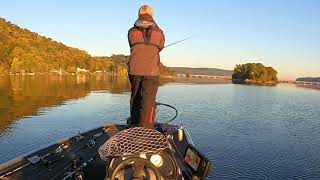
155 102 178 123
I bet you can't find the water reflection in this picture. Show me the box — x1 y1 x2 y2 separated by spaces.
0 75 131 136
0 76 229 136
1 77 320 179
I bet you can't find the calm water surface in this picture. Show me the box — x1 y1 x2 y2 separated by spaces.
0 76 320 179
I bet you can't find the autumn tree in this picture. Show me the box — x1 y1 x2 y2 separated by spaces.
0 18 175 76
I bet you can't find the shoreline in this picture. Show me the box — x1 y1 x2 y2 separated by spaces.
232 79 278 84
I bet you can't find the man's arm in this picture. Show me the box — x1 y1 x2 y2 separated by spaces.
159 29 165 51
128 28 133 48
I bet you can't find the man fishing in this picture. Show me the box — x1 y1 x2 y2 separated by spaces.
127 5 165 129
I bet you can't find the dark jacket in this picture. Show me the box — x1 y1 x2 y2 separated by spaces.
128 14 165 76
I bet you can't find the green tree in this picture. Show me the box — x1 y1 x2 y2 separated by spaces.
232 63 278 82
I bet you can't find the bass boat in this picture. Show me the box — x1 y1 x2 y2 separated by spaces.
0 103 211 180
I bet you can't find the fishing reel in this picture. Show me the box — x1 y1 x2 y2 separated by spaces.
75 171 84 180
64 171 84 180
62 157 94 180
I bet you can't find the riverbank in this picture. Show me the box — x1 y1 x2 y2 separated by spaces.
232 79 278 86
1 74 285 86
161 76 232 84
3 71 127 76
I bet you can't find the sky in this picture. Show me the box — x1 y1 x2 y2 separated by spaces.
0 0 319 80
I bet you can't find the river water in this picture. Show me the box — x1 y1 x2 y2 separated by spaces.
0 75 320 179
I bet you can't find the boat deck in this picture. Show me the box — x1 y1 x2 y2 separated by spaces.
0 123 211 180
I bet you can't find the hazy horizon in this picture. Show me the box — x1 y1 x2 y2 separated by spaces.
1 0 319 80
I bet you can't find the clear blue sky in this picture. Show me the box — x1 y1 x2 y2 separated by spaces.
1 0 319 80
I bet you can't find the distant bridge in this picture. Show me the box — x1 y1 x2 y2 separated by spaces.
279 80 320 86
176 74 232 80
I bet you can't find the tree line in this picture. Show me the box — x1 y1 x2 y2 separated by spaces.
0 18 174 76
232 63 278 82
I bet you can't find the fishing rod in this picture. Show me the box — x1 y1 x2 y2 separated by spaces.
131 35 196 61
0 131 102 179
61 157 94 180
48 132 103 180
0 142 70 179
163 35 195 49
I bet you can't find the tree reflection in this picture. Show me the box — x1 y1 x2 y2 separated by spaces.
0 75 132 135
0 75 202 135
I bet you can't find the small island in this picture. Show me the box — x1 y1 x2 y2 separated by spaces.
232 63 278 85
